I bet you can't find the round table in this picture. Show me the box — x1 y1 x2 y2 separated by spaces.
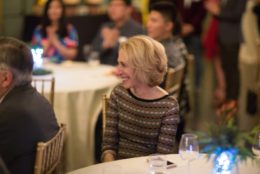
67 154 259 174
36 61 120 172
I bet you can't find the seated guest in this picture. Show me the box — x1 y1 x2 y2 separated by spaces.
91 0 144 66
147 1 187 68
102 35 180 162
0 37 59 174
31 0 78 62
147 1 190 143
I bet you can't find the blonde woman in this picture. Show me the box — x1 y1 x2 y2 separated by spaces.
102 35 180 162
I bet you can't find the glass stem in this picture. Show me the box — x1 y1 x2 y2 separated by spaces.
187 160 191 174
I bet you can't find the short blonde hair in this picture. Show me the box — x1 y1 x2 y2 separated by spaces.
119 35 168 87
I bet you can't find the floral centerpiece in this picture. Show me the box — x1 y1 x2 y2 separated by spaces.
197 105 260 174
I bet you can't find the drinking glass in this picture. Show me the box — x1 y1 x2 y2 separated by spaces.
88 51 100 67
179 133 199 174
83 44 92 62
148 154 167 174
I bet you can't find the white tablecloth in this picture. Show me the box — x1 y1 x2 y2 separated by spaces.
67 154 259 174
36 61 120 172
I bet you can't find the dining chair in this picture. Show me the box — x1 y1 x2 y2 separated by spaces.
184 54 195 89
102 94 109 136
164 63 185 98
34 123 66 174
32 76 55 107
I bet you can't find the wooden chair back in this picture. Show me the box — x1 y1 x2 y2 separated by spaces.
164 63 185 98
34 124 66 174
32 76 55 107
184 54 194 89
102 94 109 136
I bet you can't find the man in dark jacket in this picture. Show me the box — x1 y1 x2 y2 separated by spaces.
0 37 59 174
92 0 144 65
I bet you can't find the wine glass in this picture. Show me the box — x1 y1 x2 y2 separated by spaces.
179 133 199 174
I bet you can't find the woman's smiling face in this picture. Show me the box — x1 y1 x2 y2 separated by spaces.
116 50 138 89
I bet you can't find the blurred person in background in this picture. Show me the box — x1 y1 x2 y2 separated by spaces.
147 1 190 143
102 35 179 162
91 0 144 66
0 37 59 174
175 0 207 91
147 1 186 69
203 0 226 108
238 0 260 130
31 0 78 63
205 0 246 110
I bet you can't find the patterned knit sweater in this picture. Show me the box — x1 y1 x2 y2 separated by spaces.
102 85 180 160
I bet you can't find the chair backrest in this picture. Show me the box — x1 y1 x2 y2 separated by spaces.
184 54 194 89
32 76 55 107
34 124 66 174
164 63 185 98
102 94 109 136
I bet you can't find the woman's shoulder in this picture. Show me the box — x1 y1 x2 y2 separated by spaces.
159 94 179 108
112 84 127 95
110 85 131 102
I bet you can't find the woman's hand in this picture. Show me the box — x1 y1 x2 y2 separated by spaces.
181 23 194 36
101 27 120 49
46 26 77 60
204 0 220 16
103 153 115 162
47 27 59 46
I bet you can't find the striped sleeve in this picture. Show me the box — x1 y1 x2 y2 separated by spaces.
157 98 180 154
102 88 119 157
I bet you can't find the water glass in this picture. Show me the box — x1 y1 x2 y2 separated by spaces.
83 44 92 62
179 133 199 174
148 154 167 174
88 51 100 67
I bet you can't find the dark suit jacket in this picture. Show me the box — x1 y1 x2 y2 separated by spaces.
0 83 59 174
217 0 246 44
92 18 144 66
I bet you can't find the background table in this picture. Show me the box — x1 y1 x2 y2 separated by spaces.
37 61 120 172
67 154 259 174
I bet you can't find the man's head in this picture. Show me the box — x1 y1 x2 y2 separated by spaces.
147 1 181 41
107 0 132 23
0 37 33 98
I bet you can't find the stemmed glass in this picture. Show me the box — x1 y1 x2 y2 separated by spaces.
179 133 199 174
252 132 260 173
